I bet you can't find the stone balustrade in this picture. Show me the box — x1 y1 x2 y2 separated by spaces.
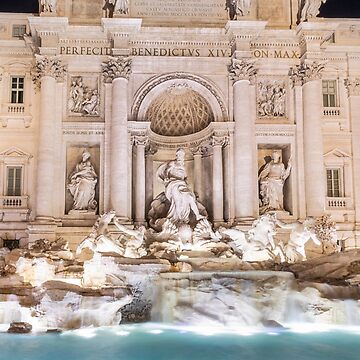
0 196 28 209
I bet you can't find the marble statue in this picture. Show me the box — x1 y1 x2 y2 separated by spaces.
103 0 116 18
275 218 321 263
68 77 99 116
67 151 98 213
225 0 251 20
40 0 56 13
257 81 286 117
149 148 206 231
76 211 147 258
259 151 292 214
300 0 327 22
219 214 277 262
114 0 129 15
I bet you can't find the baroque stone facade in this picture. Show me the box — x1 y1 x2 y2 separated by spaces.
0 0 359 250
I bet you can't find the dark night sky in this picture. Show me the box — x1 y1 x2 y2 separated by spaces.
0 0 359 18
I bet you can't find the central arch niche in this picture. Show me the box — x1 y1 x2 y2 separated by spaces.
146 84 214 137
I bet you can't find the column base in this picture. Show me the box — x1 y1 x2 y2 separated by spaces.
234 217 256 226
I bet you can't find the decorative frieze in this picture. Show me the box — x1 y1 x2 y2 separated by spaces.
31 55 66 88
228 58 257 84
344 78 360 97
257 80 286 118
102 56 132 83
68 76 100 116
289 61 326 86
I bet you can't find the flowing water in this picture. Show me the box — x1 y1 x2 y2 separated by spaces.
0 324 360 360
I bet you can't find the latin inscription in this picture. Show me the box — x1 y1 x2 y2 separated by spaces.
132 0 226 19
253 49 300 59
131 47 231 57
60 46 112 56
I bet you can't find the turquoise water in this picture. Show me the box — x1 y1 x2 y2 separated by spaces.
1 324 360 360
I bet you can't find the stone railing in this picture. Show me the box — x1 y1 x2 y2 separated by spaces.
0 196 28 209
323 107 341 117
326 197 352 210
7 104 25 114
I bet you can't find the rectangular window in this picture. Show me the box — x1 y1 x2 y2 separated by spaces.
12 25 26 38
6 166 22 196
326 169 341 197
322 80 337 107
11 77 24 104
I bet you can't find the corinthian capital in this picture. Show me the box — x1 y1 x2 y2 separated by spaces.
102 56 132 83
289 61 326 86
344 78 360 97
31 55 67 88
228 58 257 84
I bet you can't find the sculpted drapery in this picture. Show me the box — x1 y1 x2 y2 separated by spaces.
68 151 98 212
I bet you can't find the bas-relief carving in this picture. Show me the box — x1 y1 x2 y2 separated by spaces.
102 56 132 82
289 61 326 86
67 150 98 214
39 0 57 14
228 58 257 84
31 56 67 88
258 150 292 214
344 78 360 97
257 81 286 118
68 76 100 116
299 0 327 22
225 0 251 20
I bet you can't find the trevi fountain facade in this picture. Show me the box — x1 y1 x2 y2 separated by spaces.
0 0 360 334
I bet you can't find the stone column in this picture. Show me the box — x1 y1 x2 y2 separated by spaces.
190 147 203 201
145 144 157 217
212 136 226 224
345 78 360 244
291 62 326 217
102 56 132 221
32 56 66 220
134 135 147 224
228 58 257 222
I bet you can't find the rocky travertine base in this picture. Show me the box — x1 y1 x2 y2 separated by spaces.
1 245 360 332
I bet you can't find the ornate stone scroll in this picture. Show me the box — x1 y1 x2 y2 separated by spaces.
289 61 326 86
257 80 286 117
228 58 257 84
344 78 360 97
102 56 132 82
31 56 66 88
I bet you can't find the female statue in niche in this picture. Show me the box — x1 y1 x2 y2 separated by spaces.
67 151 98 212
258 150 292 214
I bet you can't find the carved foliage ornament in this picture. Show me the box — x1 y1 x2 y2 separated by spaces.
289 61 326 86
31 55 67 88
344 78 360 97
228 58 257 84
102 56 132 82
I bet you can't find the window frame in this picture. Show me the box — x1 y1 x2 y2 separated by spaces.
10 76 25 104
322 79 338 108
6 166 23 197
12 24 27 38
326 168 343 198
